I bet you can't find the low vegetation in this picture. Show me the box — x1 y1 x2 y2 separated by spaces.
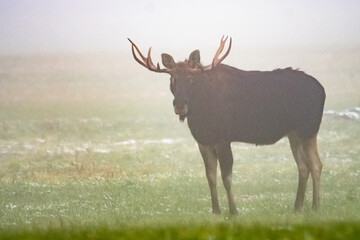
0 52 359 238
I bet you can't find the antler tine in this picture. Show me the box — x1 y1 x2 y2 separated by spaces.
215 37 232 67
146 56 158 72
211 36 232 68
130 44 148 68
211 36 226 68
128 38 171 74
146 48 169 73
128 38 147 63
147 47 158 70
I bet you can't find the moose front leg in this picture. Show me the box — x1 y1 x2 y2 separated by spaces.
198 144 221 214
216 142 238 215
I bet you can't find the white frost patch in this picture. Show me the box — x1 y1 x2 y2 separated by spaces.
75 147 87 152
93 148 111 153
113 138 183 146
81 117 103 123
5 203 17 210
113 139 136 146
36 138 46 143
63 147 75 154
0 137 183 156
23 144 34 149
338 112 359 119
143 138 183 144
160 138 182 144
324 107 360 120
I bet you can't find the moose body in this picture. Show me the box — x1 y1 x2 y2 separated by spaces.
186 65 325 146
129 37 325 215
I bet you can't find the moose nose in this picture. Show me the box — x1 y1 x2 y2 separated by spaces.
173 98 188 108
173 98 188 115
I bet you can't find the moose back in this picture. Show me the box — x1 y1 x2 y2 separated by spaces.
128 37 325 215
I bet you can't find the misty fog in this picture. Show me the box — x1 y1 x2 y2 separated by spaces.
1 0 360 54
1 0 360 235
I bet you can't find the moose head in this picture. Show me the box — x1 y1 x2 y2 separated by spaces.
128 36 231 121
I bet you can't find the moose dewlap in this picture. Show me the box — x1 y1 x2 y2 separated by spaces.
128 36 325 215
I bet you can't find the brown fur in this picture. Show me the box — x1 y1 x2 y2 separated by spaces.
129 39 325 214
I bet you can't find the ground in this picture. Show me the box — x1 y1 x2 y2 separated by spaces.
0 49 359 238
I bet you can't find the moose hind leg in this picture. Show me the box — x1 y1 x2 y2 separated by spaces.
216 142 238 215
302 134 322 210
288 132 310 211
198 144 221 214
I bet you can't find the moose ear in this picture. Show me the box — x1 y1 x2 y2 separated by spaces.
189 50 200 64
161 53 176 69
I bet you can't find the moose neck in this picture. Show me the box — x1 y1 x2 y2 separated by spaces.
186 66 230 145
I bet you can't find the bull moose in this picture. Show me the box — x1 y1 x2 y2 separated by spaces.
128 36 325 215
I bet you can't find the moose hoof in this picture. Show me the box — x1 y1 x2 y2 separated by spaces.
230 208 238 215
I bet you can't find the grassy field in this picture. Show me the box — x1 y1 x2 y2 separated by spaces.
0 49 359 238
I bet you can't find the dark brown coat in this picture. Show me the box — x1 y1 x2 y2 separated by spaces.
129 37 325 215
186 65 325 145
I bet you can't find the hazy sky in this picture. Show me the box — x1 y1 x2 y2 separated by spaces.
1 0 360 54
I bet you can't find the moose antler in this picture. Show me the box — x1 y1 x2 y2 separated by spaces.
212 36 232 68
128 38 171 74
203 36 232 70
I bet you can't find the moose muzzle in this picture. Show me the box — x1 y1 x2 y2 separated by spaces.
173 98 188 116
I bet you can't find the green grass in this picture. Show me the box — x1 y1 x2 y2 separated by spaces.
0 53 360 238
1 222 359 240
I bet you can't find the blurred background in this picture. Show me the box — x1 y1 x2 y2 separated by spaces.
1 0 360 53
1 0 359 108
0 0 360 230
